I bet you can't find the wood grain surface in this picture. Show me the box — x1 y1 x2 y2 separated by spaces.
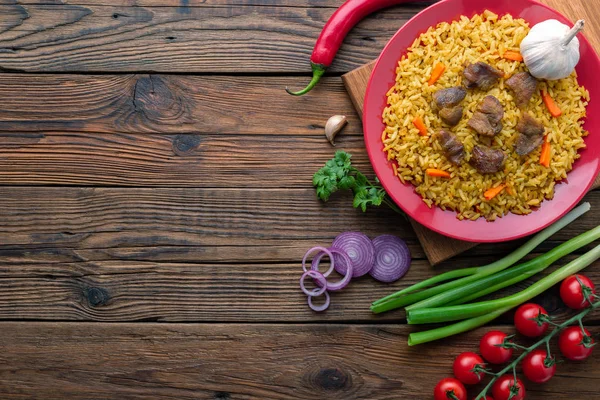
0 133 372 187
0 1 431 73
0 75 359 136
342 0 600 265
1 322 598 399
0 187 598 323
1 255 599 323
1 0 599 398
0 187 598 263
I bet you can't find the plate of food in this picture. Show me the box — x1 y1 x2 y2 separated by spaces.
363 0 600 242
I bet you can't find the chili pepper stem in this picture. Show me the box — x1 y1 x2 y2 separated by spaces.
286 63 327 96
475 299 600 399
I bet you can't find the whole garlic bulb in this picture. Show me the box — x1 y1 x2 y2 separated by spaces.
520 19 585 80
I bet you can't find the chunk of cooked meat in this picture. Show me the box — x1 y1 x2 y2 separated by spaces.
433 87 467 126
433 87 467 109
506 72 538 108
463 62 504 90
514 112 545 156
515 135 544 157
469 145 506 173
467 95 504 136
516 112 545 137
478 95 504 124
468 112 497 136
439 105 464 126
434 129 465 165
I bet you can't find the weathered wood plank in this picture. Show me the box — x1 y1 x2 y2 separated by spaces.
0 75 359 135
0 253 599 322
0 188 599 265
14 0 385 6
0 133 368 187
0 187 598 322
0 2 429 73
0 186 422 263
0 322 598 399
2 259 432 322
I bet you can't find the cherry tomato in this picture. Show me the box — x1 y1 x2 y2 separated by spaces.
560 274 596 310
522 349 556 383
434 377 467 400
453 352 485 385
514 303 549 337
491 375 525 400
480 331 513 364
559 326 595 360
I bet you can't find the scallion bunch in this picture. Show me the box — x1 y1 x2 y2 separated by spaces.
371 203 600 345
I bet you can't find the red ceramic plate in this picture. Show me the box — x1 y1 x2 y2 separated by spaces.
363 0 600 242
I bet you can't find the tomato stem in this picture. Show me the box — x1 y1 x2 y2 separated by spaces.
577 275 595 306
498 335 527 351
507 367 518 400
537 313 561 327
446 390 460 400
475 299 600 399
545 340 552 359
472 363 493 377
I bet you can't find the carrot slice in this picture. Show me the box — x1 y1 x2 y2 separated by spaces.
412 116 428 136
484 184 505 201
426 168 451 178
540 135 551 168
541 90 562 117
502 50 523 61
427 63 446 85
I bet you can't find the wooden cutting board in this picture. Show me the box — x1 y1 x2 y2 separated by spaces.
342 0 600 265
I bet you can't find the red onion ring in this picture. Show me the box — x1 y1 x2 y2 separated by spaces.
308 290 330 312
312 248 353 291
310 250 337 277
300 270 327 297
370 235 411 283
331 232 375 277
302 246 335 276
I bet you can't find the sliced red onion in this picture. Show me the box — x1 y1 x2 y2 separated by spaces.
312 248 353 291
370 235 411 283
331 232 375 278
310 251 337 277
300 270 327 297
308 290 330 312
302 246 334 277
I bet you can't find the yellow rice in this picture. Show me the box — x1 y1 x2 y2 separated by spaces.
381 11 589 221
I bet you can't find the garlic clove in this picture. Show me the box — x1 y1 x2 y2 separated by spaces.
325 115 348 146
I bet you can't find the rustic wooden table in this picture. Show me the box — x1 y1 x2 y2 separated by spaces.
0 1 599 399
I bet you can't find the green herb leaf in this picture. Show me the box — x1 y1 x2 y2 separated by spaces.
313 151 398 214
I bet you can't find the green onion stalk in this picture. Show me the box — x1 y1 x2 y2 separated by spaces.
407 224 600 312
408 243 600 345
371 202 591 313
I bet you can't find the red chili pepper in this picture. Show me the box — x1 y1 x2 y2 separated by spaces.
286 0 431 96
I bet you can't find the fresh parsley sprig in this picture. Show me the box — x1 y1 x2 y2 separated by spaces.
313 151 403 215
